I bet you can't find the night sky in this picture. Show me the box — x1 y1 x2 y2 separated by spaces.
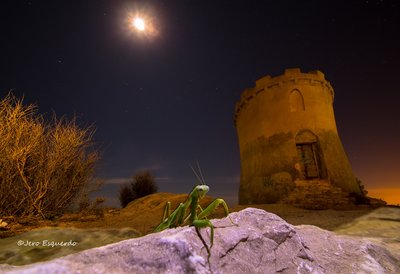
1 1 399 207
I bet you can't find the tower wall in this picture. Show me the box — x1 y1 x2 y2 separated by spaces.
234 68 360 204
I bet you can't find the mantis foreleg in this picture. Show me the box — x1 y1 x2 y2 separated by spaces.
193 219 214 248
198 198 230 221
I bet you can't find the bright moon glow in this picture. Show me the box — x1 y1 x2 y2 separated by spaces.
127 11 159 38
133 18 145 31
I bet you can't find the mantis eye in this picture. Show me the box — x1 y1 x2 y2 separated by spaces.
196 185 209 194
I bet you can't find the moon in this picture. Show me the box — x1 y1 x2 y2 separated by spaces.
127 11 159 38
132 17 145 31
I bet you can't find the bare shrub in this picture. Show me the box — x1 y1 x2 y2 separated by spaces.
118 171 158 208
0 93 99 218
131 171 158 199
119 184 135 208
77 194 91 213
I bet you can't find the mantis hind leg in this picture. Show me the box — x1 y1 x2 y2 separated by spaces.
154 202 185 232
162 201 171 222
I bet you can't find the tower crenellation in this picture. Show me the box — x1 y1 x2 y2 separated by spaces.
235 68 334 126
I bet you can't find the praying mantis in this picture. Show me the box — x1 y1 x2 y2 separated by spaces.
154 164 234 260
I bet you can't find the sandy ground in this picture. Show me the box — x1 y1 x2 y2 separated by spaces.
0 192 383 238
231 204 375 231
1 193 399 266
90 194 377 235
59 193 377 235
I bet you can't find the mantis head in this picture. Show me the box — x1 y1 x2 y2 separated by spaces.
193 184 209 199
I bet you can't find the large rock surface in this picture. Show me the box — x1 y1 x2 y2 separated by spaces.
1 208 399 274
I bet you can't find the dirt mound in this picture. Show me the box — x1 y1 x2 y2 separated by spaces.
112 192 226 234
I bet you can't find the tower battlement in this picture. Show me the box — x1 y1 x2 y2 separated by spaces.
234 68 334 126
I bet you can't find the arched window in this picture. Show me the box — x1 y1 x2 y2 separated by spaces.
289 89 305 112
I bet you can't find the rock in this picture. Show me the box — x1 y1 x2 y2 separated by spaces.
283 179 357 210
0 220 8 231
0 220 8 228
106 209 119 215
0 208 398 273
367 197 387 208
297 225 399 273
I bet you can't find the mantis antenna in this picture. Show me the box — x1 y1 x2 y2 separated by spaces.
190 161 206 185
196 161 206 185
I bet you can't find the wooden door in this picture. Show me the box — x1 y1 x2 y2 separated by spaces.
296 143 320 179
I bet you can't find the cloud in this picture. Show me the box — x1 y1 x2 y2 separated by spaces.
102 176 171 185
132 164 164 173
155 177 171 183
208 175 240 185
102 177 130 185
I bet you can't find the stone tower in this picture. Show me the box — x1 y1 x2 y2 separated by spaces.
234 68 361 205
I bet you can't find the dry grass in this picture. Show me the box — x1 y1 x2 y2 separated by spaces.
0 93 99 218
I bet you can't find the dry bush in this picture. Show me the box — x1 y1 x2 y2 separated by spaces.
0 93 99 218
131 171 158 199
118 171 158 208
119 184 135 208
